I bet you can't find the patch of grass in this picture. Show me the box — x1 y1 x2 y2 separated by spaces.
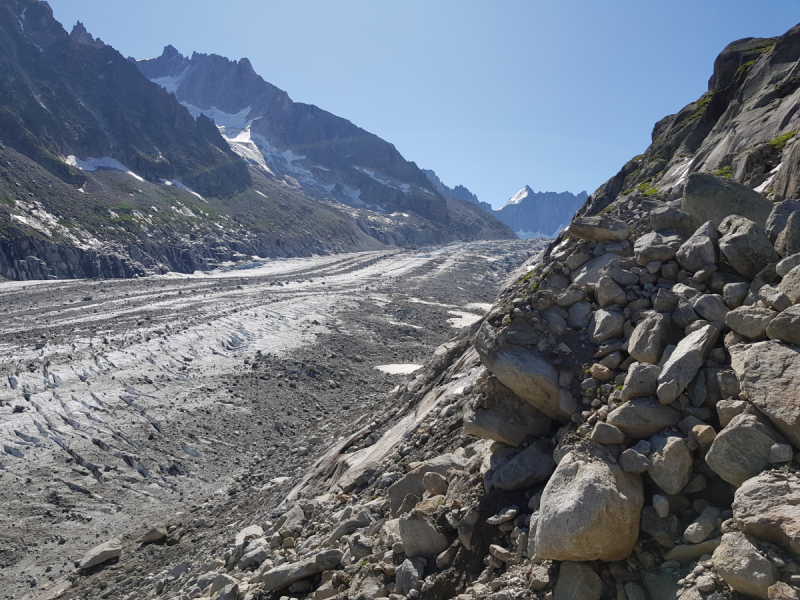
736 60 756 79
754 39 777 54
686 93 712 121
632 154 646 162
768 130 797 151
636 182 659 197
595 205 614 216
714 166 733 178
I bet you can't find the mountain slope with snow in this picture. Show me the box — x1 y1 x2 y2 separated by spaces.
494 186 588 238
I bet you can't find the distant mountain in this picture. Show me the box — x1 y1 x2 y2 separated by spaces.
422 169 493 212
494 186 588 238
0 1 515 281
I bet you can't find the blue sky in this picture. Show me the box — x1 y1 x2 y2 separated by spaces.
49 1 800 208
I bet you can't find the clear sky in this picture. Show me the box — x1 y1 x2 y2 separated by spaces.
48 1 800 208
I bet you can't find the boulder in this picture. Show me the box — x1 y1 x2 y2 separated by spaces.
395 558 424 595
474 321 566 420
398 511 450 559
691 294 729 323
672 299 700 329
713 532 777 599
780 264 800 304
628 313 671 364
640 506 680 547
775 211 800 257
590 422 625 445
718 215 780 280
777 253 800 277
588 308 625 344
596 275 627 307
568 301 593 328
766 305 800 345
79 538 122 569
534 451 643 561
568 215 630 242
422 472 449 496
730 340 800 447
634 232 681 265
463 392 552 447
725 305 777 339
759 285 791 312
572 253 616 288
657 324 719 404
619 448 651 473
648 435 692 495
607 398 681 438
682 173 774 229
676 221 718 272
766 199 800 242
140 526 167 544
684 506 721 544
705 412 786 486
621 362 661 402
724 281 750 309
260 550 342 591
651 204 696 237
553 562 602 600
388 454 466 515
491 440 556 491
235 525 264 547
733 471 800 553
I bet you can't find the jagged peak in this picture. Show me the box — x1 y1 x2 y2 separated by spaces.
70 20 104 49
161 44 184 61
505 185 533 206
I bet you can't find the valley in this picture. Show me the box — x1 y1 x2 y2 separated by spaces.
0 239 543 599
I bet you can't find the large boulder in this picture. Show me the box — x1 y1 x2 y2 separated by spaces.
657 324 719 404
775 211 800 258
620 362 661 402
491 439 556 491
730 340 800 447
766 199 800 242
398 511 450 559
588 308 625 344
682 173 773 229
725 305 777 340
634 232 681 265
628 313 671 364
780 264 800 304
733 471 800 554
596 275 627 307
463 384 552 447
766 305 800 345
534 451 643 562
568 215 630 242
572 253 616 288
705 412 786 487
474 321 566 420
712 532 778 599
648 435 692 495
718 215 780 280
387 454 466 515
79 538 122 569
260 550 342 591
607 398 681 438
676 221 718 272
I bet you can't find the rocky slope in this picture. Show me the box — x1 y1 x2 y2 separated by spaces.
37 20 800 600
422 170 494 214
0 1 514 281
493 186 588 239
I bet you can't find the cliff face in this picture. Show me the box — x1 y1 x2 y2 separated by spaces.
582 26 800 218
494 186 588 238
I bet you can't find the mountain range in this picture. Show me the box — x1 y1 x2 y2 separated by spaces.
0 0 515 280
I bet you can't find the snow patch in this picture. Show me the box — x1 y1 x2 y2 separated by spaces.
181 102 253 131
375 364 422 375
505 186 532 206
161 179 204 201
65 156 145 182
151 66 190 95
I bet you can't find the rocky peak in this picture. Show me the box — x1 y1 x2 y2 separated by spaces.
69 20 103 48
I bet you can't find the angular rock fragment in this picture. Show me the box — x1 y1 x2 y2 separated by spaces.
621 362 661 402
491 440 556 491
766 199 800 242
607 398 681 439
568 215 630 242
553 561 602 600
766 305 800 345
628 313 670 364
657 324 719 404
718 215 780 280
588 308 625 344
733 471 800 554
682 173 773 229
463 390 552 447
713 532 777 599
79 538 122 569
398 511 450 559
725 305 777 339
648 435 692 495
676 221 718 272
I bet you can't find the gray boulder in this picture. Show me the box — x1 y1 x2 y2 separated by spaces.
588 308 625 344
628 313 671 364
648 435 692 495
491 440 556 491
395 558 424 595
779 264 800 304
79 538 122 569
691 294 729 323
387 454 466 515
590 422 625 445
777 253 800 277
775 211 800 258
684 506 721 544
725 305 777 339
534 451 643 562
766 199 800 242
705 412 785 487
712 532 777 599
260 550 342 591
758 285 791 311
676 221 718 272
607 398 681 438
553 562 602 600
641 506 680 547
731 340 800 447
568 301 593 328
572 253 616 288
723 281 750 309
634 232 681 265
596 275 627 307
733 471 800 554
657 324 719 404
463 392 552 447
621 362 661 402
474 321 566 420
568 215 630 242
682 172 773 229
718 215 779 280
766 304 800 345
398 511 449 559
650 204 696 237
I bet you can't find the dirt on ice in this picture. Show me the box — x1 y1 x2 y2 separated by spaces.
0 239 544 599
